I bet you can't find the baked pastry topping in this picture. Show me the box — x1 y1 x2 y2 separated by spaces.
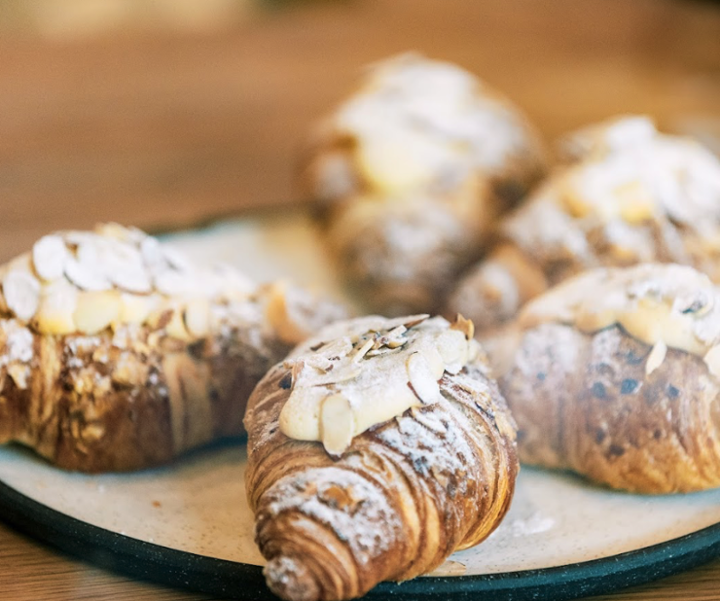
279 314 480 455
447 115 720 331
244 314 517 600
519 264 720 365
301 53 546 314
556 120 720 230
557 114 657 162
0 223 337 343
323 53 544 200
3 224 243 336
506 116 720 262
0 224 347 471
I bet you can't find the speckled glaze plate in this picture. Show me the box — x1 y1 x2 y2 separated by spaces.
1 211 720 600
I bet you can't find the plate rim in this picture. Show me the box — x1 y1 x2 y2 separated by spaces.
1 472 719 601
2 215 720 599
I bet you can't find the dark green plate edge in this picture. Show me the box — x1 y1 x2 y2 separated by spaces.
0 471 719 601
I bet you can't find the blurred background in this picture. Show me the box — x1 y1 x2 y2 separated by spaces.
0 0 718 260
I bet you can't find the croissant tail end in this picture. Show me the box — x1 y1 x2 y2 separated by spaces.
264 555 321 601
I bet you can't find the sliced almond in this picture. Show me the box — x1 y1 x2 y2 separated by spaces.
164 307 190 340
704 345 720 380
65 255 111 292
183 298 211 338
435 329 469 375
162 245 192 272
118 293 155 325
320 393 354 456
95 222 137 243
402 314 430 329
106 246 152 294
74 291 122 334
352 337 374 362
407 351 442 405
35 280 78 335
645 340 667 376
155 270 194 296
420 344 446 379
212 263 256 297
450 314 475 341
141 236 165 268
32 235 69 282
381 325 408 349
2 270 41 321
7 364 30 390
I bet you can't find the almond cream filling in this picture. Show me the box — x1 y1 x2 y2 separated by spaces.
279 314 480 456
519 264 720 377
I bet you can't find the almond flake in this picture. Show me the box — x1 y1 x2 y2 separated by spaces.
164 307 190 340
2 270 41 321
450 314 475 340
106 247 152 293
352 337 374 362
704 345 720 380
7 364 30 390
141 236 166 268
402 314 430 329
406 351 442 404
183 298 211 338
155 271 194 296
118 293 155 325
162 245 192 272
435 329 469 375
645 340 667 376
32 235 69 281
74 291 121 334
95 223 141 243
65 255 111 291
36 280 78 334
381 325 408 348
320 393 354 456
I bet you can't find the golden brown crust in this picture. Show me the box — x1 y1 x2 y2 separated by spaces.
497 322 720 493
244 318 517 601
447 243 548 331
0 300 287 472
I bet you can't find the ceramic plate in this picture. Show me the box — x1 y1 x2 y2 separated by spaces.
1 210 720 600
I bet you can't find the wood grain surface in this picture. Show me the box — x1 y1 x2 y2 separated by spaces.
0 0 719 599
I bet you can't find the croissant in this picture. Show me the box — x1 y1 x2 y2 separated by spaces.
0 224 346 472
447 115 720 331
299 53 547 315
244 314 518 601
483 263 720 494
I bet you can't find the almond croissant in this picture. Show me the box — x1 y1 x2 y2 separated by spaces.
448 116 720 332
300 53 547 315
484 263 720 493
0 224 345 472
244 315 518 601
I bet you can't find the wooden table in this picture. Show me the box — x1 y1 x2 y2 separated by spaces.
0 0 719 599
